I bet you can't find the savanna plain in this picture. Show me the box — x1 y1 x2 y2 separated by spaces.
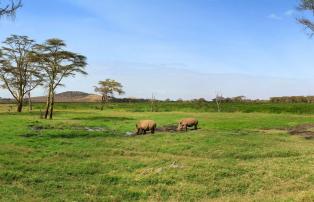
1 102 314 201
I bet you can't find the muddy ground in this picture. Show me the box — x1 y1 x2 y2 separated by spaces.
29 122 314 139
288 123 314 139
260 123 314 140
127 124 198 136
155 124 178 133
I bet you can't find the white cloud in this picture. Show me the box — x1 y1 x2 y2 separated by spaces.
284 10 295 16
267 14 282 20
268 9 296 21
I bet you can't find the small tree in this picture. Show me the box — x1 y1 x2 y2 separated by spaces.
0 0 22 18
213 92 223 112
0 35 43 112
150 93 156 112
94 79 124 110
298 0 314 36
33 39 87 119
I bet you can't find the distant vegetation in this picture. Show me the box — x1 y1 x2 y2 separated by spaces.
2 101 314 115
3 92 314 114
270 96 314 103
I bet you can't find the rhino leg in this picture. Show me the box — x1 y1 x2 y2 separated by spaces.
194 123 198 130
151 127 155 134
177 124 182 131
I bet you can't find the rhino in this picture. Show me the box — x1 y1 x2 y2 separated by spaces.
136 120 157 135
177 118 198 132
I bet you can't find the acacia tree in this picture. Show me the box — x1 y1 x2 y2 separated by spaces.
34 39 87 119
299 0 314 35
94 79 125 110
0 0 22 17
0 35 43 112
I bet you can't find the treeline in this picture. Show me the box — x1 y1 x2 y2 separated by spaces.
117 96 314 104
211 96 264 103
270 96 314 103
113 96 263 103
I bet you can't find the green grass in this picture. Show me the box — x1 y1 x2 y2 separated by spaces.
1 104 314 201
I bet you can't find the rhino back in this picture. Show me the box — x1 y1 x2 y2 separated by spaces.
181 118 198 125
138 120 156 129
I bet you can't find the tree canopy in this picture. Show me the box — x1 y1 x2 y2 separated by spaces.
0 0 22 18
95 79 124 110
299 0 314 35
0 35 43 112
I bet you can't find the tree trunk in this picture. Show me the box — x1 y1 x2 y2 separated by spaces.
100 95 105 111
16 90 23 112
215 99 221 112
44 86 52 119
17 101 23 112
49 90 55 119
28 91 32 111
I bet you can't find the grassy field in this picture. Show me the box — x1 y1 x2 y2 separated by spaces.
1 103 314 201
3 101 314 114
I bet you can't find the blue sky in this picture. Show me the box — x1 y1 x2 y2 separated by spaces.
1 0 314 99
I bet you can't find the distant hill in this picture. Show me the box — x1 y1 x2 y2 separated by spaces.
0 91 149 104
31 91 102 103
